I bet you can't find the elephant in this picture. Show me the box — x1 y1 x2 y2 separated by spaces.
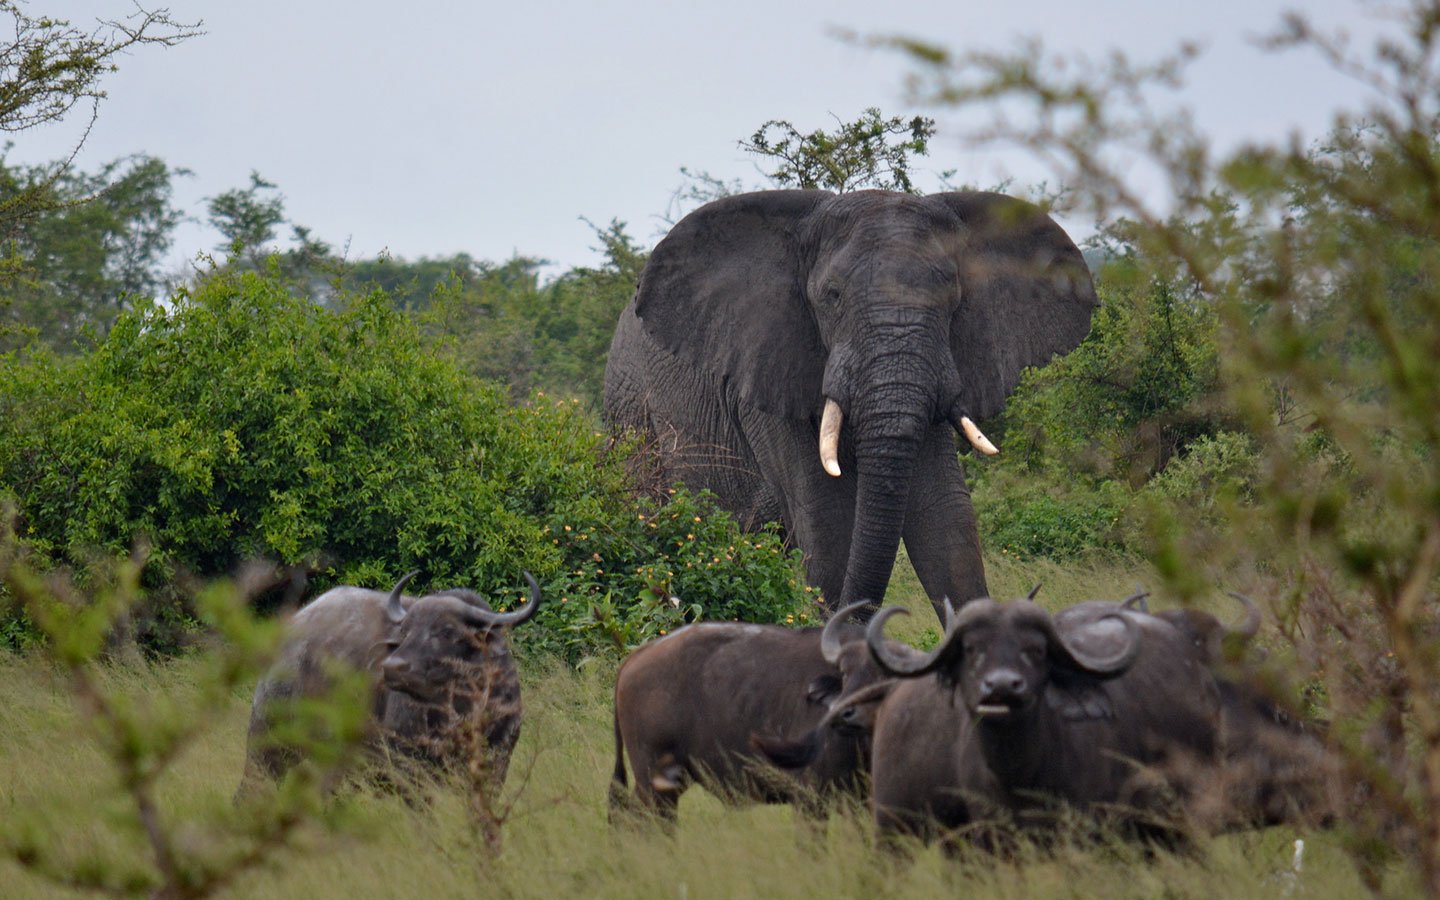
604 189 1096 619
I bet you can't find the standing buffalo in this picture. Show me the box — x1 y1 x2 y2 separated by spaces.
749 602 914 780
609 609 872 824
865 596 1222 844
240 570 541 799
1075 593 1335 829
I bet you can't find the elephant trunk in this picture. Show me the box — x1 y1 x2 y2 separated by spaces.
823 308 961 617
839 441 918 615
836 369 935 616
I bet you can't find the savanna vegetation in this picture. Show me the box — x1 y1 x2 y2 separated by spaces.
2 0 1439 895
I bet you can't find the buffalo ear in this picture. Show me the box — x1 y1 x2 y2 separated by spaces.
934 192 1099 421
806 673 843 705
634 190 833 419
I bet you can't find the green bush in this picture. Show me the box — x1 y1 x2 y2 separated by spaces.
972 468 1132 560
1142 431 1259 510
529 483 814 661
0 267 806 658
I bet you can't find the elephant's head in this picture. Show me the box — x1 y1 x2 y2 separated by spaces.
634 190 1096 611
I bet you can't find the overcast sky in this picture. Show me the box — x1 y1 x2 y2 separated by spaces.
16 1 1392 278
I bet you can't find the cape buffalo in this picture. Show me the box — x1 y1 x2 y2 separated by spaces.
609 610 869 825
240 570 540 799
865 596 1222 845
1067 593 1335 829
749 602 923 782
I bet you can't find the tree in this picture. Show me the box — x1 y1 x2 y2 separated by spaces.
740 107 947 193
205 171 286 264
0 152 186 350
0 2 200 243
666 108 950 224
891 1 1440 888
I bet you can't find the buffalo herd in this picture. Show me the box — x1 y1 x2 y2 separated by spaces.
240 570 1332 853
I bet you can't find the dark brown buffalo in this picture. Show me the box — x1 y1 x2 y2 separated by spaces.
609 611 869 824
865 596 1222 844
240 570 540 798
1068 593 1335 829
749 601 921 780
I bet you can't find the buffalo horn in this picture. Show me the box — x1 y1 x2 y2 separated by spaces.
462 571 543 627
1120 587 1151 613
865 606 957 678
1040 605 1140 676
821 600 871 664
1226 592 1261 640
819 398 843 477
385 570 422 624
817 679 898 730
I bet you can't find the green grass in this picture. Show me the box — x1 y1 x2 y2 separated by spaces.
0 554 1411 898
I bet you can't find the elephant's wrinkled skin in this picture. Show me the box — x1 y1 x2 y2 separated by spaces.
604 189 1096 619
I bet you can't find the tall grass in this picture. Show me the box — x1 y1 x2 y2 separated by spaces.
0 554 1409 897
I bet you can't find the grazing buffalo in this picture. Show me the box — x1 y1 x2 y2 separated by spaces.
609 609 870 824
240 570 541 799
865 596 1222 844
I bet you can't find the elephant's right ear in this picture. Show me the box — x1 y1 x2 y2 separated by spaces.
634 190 833 419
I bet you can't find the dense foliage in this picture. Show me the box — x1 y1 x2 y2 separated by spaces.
0 153 187 351
0 268 806 658
897 1 1440 888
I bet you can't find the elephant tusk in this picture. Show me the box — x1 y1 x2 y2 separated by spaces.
960 416 999 456
819 398 843 477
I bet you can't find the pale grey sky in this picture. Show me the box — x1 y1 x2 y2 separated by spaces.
17 1 1390 278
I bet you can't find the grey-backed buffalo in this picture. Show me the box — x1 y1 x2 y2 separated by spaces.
865 596 1222 845
609 611 869 824
240 570 540 799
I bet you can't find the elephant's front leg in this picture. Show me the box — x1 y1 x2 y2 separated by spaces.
902 428 989 621
737 406 857 610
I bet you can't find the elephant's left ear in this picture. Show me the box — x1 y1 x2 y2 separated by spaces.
633 190 833 419
935 192 1099 421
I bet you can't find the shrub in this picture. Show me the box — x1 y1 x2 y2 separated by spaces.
971 468 1131 560
0 267 806 658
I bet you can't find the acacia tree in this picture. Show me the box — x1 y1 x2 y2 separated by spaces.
0 3 199 348
0 2 200 241
889 2 1440 889
666 108 950 222
741 106 944 193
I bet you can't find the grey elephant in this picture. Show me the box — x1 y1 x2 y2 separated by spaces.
604 189 1096 619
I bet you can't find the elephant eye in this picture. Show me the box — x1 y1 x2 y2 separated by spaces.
821 285 842 304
